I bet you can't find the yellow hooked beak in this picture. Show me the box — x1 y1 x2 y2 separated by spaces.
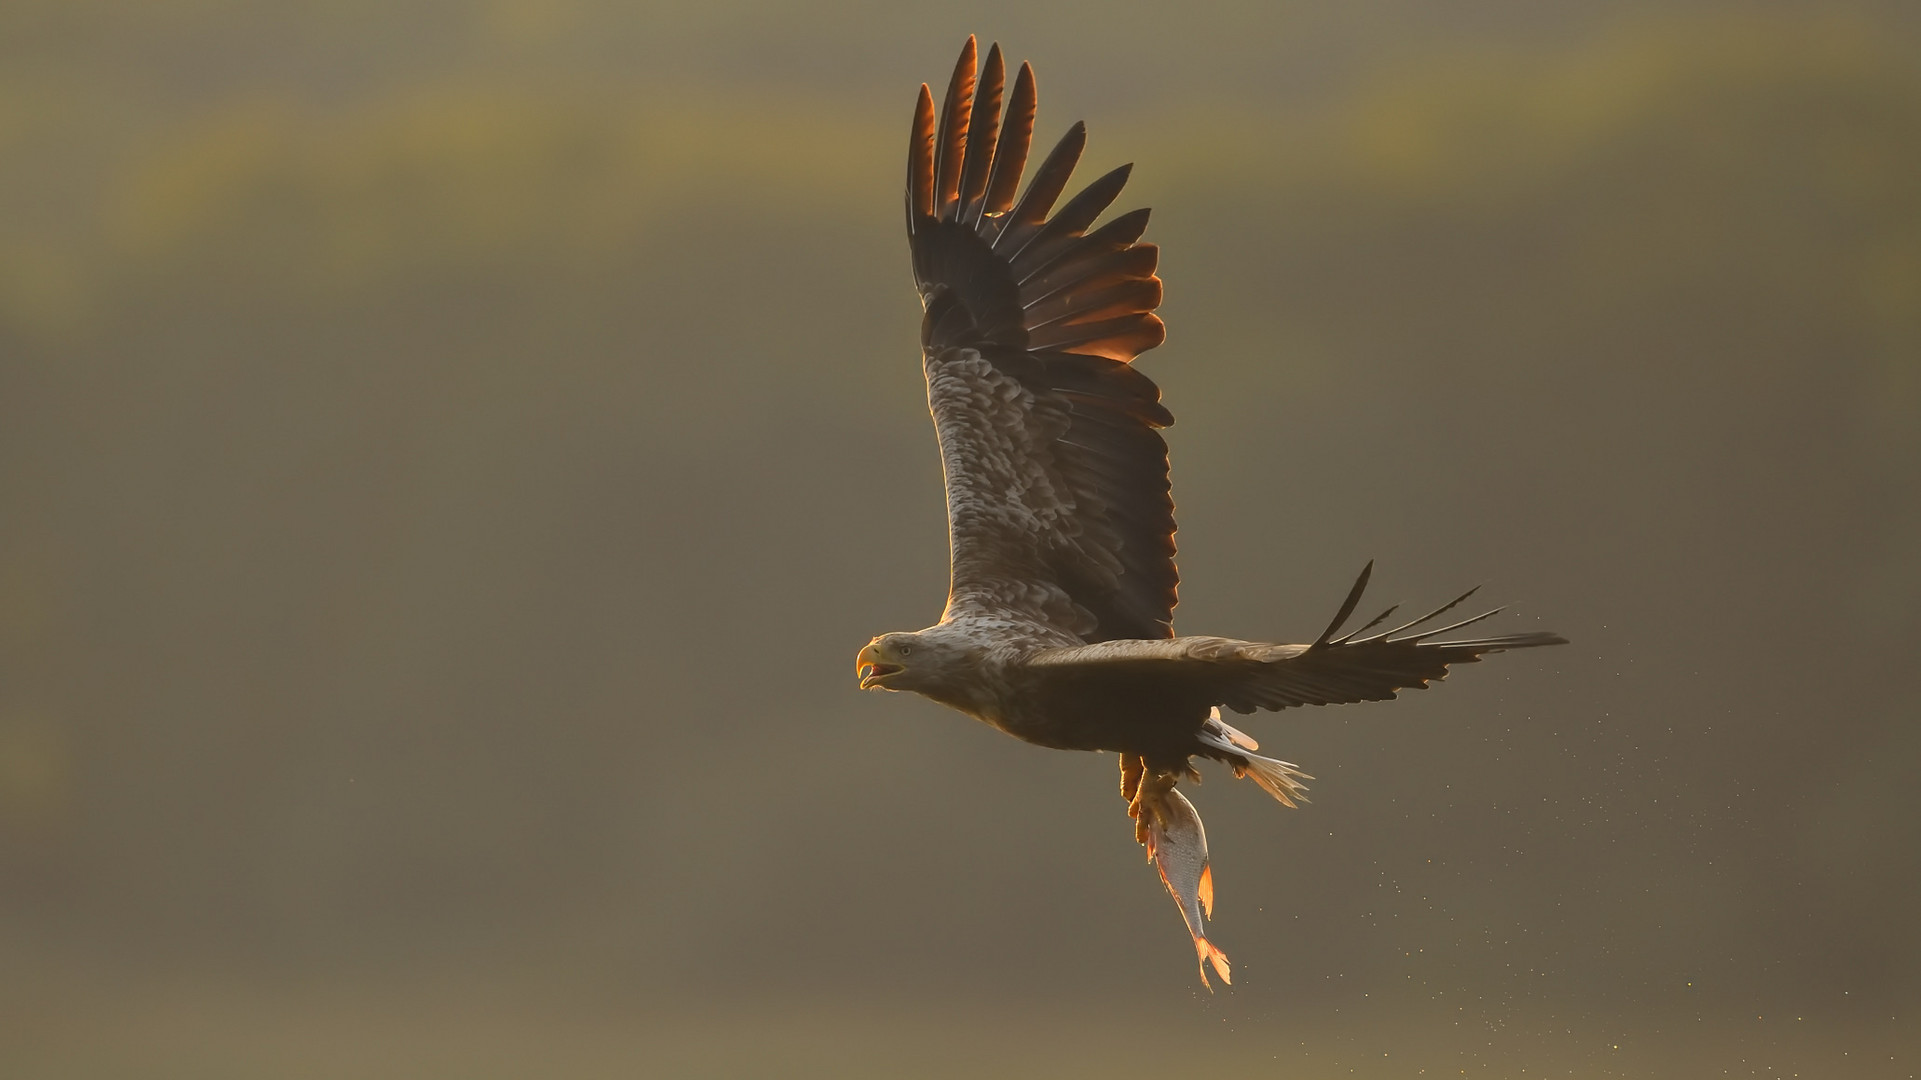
856 642 904 690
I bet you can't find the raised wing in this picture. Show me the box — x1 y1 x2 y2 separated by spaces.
1025 563 1569 712
907 38 1175 642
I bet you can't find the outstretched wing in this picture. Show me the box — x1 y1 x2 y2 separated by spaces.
1024 563 1569 712
908 37 1174 642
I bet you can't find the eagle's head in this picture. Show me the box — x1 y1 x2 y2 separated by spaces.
857 629 979 696
856 632 919 691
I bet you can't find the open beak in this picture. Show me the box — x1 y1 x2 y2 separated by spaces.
856 643 903 689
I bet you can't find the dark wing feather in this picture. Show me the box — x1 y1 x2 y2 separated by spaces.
978 59 1034 227
932 38 975 221
957 45 1003 222
907 38 1173 641
1025 566 1568 711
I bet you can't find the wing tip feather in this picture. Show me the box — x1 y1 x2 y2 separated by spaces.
1315 560 1375 645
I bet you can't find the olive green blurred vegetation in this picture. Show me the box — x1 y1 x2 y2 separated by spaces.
2 2 1918 1076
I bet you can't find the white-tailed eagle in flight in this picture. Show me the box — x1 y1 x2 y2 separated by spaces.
856 38 1566 986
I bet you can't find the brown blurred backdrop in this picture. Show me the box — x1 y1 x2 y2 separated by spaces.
2 1 1917 1076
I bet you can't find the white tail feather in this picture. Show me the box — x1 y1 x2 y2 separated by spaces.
1205 706 1260 751
1239 753 1312 808
1195 709 1313 808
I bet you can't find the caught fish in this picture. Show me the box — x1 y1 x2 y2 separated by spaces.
1127 763 1232 987
1119 710 1314 988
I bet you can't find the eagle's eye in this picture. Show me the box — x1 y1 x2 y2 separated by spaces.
899 644 914 656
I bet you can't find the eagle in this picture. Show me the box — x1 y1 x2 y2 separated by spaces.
855 38 1566 986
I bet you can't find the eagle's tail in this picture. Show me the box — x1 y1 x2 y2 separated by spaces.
1196 708 1314 808
1237 753 1314 808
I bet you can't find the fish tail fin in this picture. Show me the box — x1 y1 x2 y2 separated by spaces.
1195 936 1233 988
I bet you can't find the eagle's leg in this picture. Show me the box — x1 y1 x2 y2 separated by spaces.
1123 754 1206 843
1120 754 1148 843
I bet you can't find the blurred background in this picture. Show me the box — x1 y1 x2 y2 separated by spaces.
2 1 1918 1076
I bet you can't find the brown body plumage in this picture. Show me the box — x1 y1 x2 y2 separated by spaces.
856 38 1566 985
